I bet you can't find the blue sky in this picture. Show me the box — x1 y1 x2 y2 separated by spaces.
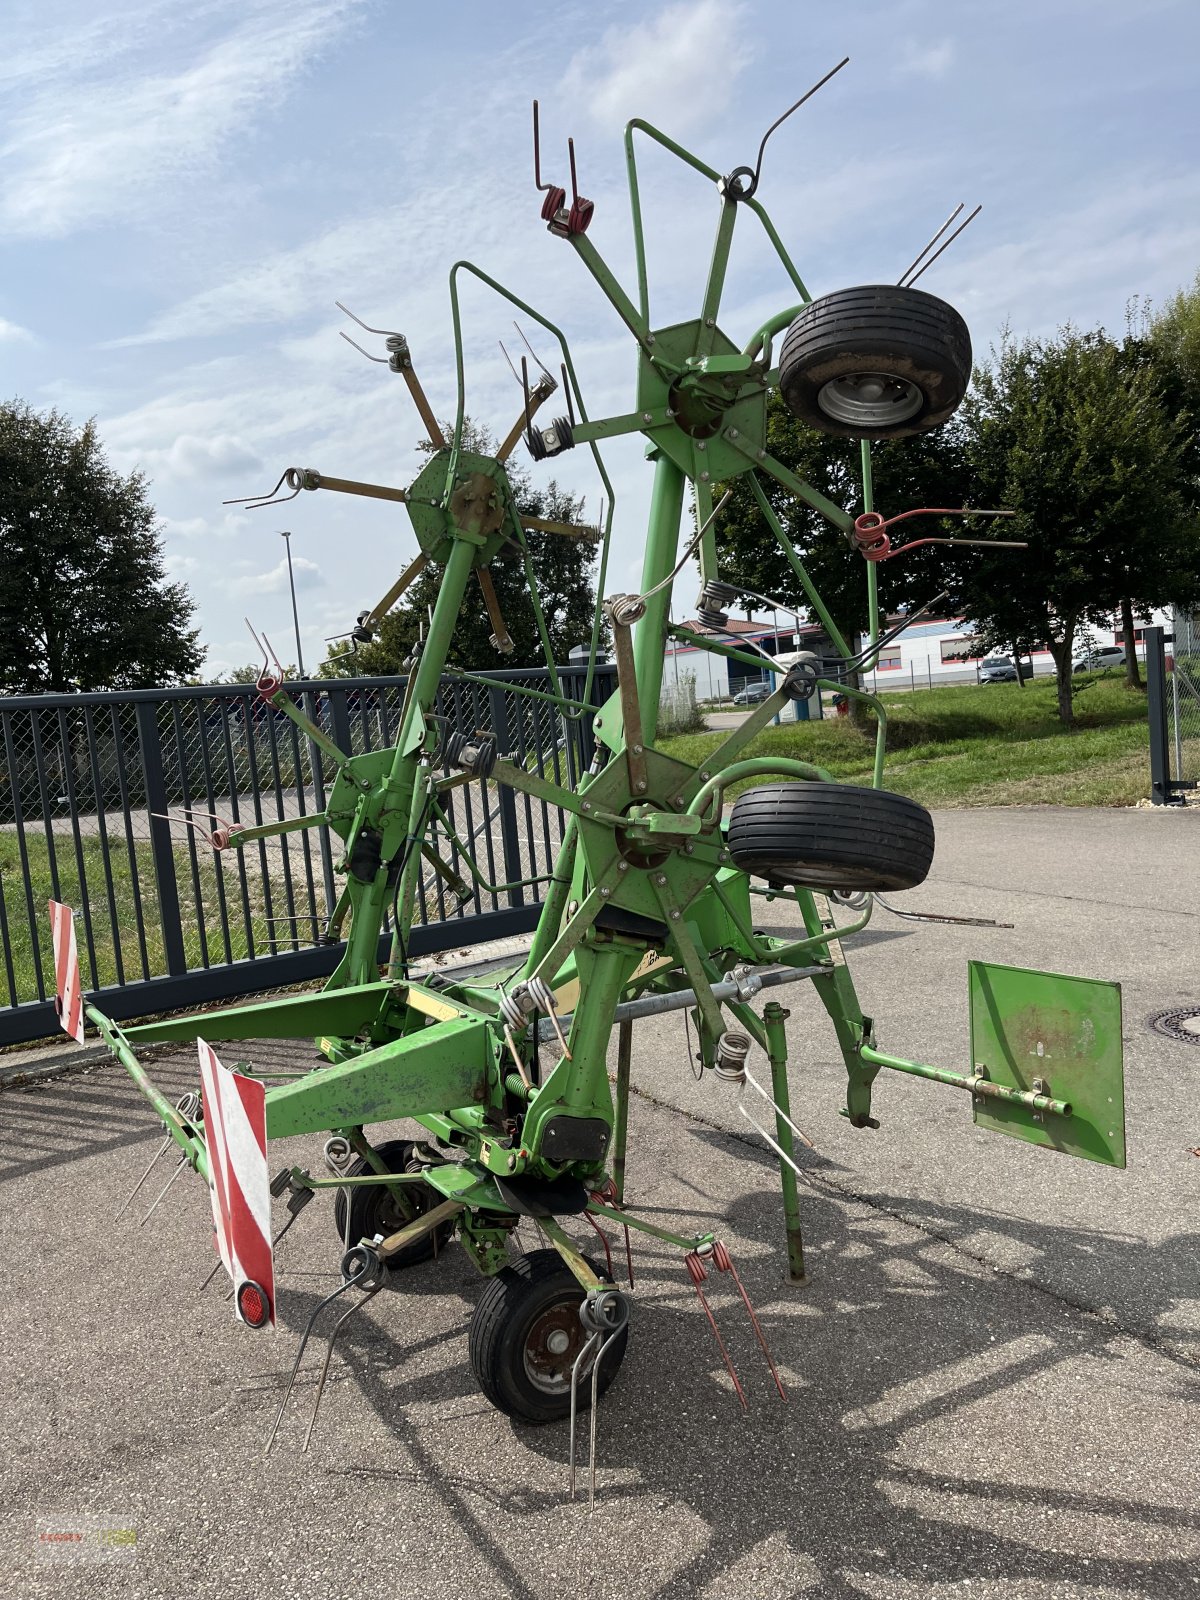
2 0 1197 677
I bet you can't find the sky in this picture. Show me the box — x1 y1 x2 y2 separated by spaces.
2 0 1198 679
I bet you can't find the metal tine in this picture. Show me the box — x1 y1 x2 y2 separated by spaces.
119 1091 202 1220
742 1069 815 1149
685 1250 747 1410
302 1279 384 1452
738 1102 804 1180
589 1326 621 1510
712 1241 787 1403
904 203 982 288
116 1131 172 1219
335 299 400 339
265 1260 371 1454
514 321 556 385
568 1330 601 1501
339 330 389 364
498 339 523 386
204 1186 310 1294
746 57 850 193
897 202 964 288
140 1153 188 1226
222 470 301 509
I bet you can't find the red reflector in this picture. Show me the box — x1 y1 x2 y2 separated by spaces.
236 1279 270 1329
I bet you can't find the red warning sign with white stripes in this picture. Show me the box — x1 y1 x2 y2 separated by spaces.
48 900 84 1044
197 1039 275 1328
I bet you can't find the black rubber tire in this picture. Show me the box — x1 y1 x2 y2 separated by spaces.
726 781 935 892
468 1249 628 1425
778 285 971 440
332 1139 454 1268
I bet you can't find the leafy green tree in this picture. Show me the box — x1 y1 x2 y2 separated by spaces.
321 424 598 677
713 399 973 646
0 400 202 692
959 329 1196 723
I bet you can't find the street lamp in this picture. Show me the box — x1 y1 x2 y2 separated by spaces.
279 530 305 677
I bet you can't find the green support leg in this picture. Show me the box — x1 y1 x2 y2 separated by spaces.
764 1001 807 1285
611 1019 633 1202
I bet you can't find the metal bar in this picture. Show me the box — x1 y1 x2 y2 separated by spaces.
56 706 104 987
568 233 656 354
305 472 407 504
859 1044 1073 1116
763 1002 806 1282
108 705 153 981
239 694 278 955
1 711 50 1000
194 699 235 965
696 199 738 357
612 1020 632 1202
170 702 210 969
81 706 125 986
633 455 687 745
1147 625 1177 804
217 698 258 959
261 693 299 952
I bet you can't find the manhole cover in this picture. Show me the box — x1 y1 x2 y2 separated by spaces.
1148 1007 1200 1045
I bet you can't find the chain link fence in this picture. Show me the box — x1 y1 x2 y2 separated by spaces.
1169 606 1200 792
0 666 612 1045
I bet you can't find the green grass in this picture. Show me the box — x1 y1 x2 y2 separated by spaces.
662 672 1163 809
0 831 279 1007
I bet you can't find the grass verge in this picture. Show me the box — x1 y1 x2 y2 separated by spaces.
662 672 1167 809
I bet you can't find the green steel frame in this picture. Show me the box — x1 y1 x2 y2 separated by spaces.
90 107 1126 1350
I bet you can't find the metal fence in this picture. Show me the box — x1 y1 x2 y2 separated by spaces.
0 666 614 1046
1147 619 1199 805
1169 606 1200 795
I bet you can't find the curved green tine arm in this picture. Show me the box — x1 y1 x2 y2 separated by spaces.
622 118 812 328
624 118 724 322
746 474 855 657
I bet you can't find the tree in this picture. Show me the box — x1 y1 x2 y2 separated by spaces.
0 401 203 693
958 328 1196 724
714 400 973 646
321 423 599 677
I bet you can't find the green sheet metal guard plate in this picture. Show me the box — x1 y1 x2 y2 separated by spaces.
968 960 1125 1169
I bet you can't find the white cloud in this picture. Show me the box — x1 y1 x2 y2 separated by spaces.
227 554 323 597
0 1 365 238
164 433 263 478
561 0 752 134
0 316 33 342
897 40 957 80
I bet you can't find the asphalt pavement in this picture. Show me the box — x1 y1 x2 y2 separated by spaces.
2 805 1198 1599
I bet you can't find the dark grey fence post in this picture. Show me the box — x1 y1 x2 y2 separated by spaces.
489 684 524 907
135 701 189 973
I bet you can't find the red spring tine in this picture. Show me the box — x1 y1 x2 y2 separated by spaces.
566 137 594 234
712 1242 788 1402
583 1212 615 1282
684 1251 747 1410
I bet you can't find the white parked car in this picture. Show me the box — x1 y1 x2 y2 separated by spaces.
1072 644 1125 674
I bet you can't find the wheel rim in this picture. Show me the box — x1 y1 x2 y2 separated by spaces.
522 1299 592 1396
817 371 923 427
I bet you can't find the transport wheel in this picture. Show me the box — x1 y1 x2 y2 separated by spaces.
333 1139 453 1267
468 1249 628 1424
778 285 971 439
726 781 935 892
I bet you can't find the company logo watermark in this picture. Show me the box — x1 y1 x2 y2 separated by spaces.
36 1513 138 1565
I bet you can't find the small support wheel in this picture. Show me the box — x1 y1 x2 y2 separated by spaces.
726 781 935 892
778 285 971 439
332 1139 453 1268
468 1249 628 1424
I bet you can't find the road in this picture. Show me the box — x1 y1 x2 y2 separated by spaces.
2 806 1198 1598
